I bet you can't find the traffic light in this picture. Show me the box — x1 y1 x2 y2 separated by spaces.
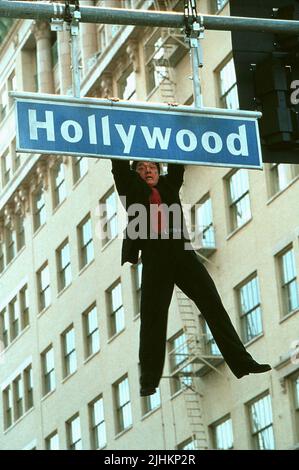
229 0 299 163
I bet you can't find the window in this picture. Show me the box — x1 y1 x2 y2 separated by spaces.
33 186 46 231
1 148 12 186
169 331 193 394
89 396 106 449
42 346 55 395
52 163 66 207
248 394 275 449
0 243 4 273
9 296 20 341
3 386 13 429
0 308 9 348
132 259 142 316
57 240 72 291
211 416 234 449
6 227 17 264
114 376 132 433
20 285 29 329
100 189 118 246
218 57 239 109
67 414 82 450
237 275 263 343
73 156 88 183
62 326 77 377
45 431 59 450
142 387 161 415
107 280 125 337
83 305 100 358
16 217 25 251
292 374 299 440
119 67 136 101
177 438 197 450
278 247 299 316
24 365 34 411
269 163 299 196
13 375 24 420
214 0 228 12
145 34 168 93
227 169 251 231
37 263 51 311
78 215 94 269
193 196 215 249
0 85 8 121
202 320 220 355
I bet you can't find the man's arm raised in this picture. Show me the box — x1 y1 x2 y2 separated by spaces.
165 163 185 191
111 159 133 196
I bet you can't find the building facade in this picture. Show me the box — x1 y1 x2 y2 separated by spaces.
0 0 299 450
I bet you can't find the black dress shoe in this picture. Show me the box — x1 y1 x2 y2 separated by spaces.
140 387 156 397
236 362 271 379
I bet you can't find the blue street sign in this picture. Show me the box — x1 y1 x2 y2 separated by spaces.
13 93 262 169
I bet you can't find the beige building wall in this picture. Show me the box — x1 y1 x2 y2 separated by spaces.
0 0 299 451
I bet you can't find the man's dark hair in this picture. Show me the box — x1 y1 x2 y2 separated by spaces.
131 160 160 174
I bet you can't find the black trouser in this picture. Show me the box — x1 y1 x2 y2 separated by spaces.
139 238 254 389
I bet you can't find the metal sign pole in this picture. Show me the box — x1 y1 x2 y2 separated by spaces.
0 1 298 34
69 8 81 98
184 1 204 109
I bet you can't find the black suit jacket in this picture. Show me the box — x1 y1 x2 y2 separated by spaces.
111 159 186 265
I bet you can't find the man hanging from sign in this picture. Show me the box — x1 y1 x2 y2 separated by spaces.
111 158 271 397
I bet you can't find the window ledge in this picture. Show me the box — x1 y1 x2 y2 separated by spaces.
107 328 125 344
41 388 56 402
226 217 253 241
141 404 161 421
266 174 299 206
133 312 140 322
0 244 26 279
72 170 88 190
3 406 34 435
170 388 185 401
33 222 47 239
100 235 118 253
57 281 72 299
78 258 95 277
61 370 77 385
279 308 299 325
83 349 101 365
1 325 30 354
52 197 67 216
244 333 264 348
114 425 133 441
37 304 52 318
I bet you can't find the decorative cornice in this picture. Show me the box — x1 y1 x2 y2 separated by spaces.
126 40 140 73
4 204 16 231
36 160 48 190
14 185 30 217
100 72 113 98
32 21 51 41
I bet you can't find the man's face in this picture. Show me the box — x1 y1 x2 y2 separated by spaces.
135 161 159 187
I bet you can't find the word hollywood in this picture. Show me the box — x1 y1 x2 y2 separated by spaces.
27 109 250 158
15 97 262 169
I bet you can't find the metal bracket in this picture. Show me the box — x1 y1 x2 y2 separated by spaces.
63 1 81 98
183 1 204 108
50 17 64 32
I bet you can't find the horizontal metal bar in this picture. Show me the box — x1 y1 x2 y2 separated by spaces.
10 91 262 119
0 1 298 35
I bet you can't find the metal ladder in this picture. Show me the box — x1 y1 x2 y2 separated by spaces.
174 287 209 450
